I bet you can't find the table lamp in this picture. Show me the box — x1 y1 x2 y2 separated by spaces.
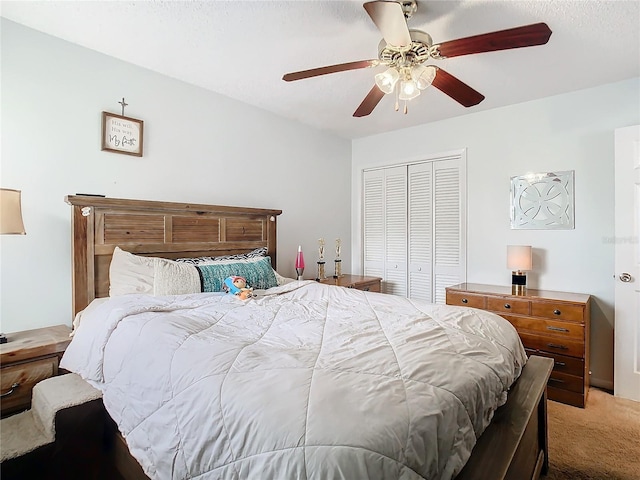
507 245 532 295
0 188 26 343
0 188 26 235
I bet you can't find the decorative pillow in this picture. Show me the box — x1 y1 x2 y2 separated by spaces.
109 247 155 296
176 247 267 265
153 258 201 296
197 256 278 292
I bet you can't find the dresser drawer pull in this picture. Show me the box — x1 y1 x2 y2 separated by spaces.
554 361 566 367
553 309 561 315
362 287 370 291
0 382 20 398
547 343 569 350
504 303 511 309
549 378 565 384
547 326 570 333
461 298 468 304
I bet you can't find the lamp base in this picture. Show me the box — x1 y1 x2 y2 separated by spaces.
511 284 527 295
511 271 527 296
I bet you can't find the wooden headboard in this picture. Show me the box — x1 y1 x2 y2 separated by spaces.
66 195 282 318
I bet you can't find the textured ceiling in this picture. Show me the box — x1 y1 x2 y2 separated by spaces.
2 1 639 139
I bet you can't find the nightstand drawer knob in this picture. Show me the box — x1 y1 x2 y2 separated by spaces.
1 382 20 398
461 298 468 304
547 343 568 350
553 309 561 315
504 303 511 309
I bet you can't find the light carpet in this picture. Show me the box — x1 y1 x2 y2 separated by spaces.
545 388 640 480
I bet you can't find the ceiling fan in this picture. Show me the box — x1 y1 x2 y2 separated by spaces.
282 0 552 117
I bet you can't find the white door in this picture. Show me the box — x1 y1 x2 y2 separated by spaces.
384 166 408 296
432 158 466 304
408 162 433 302
614 124 640 402
363 154 466 302
363 166 408 296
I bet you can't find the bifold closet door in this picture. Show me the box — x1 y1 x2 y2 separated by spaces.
363 166 407 295
432 158 466 304
363 156 465 302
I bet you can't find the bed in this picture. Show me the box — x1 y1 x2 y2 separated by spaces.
61 195 553 480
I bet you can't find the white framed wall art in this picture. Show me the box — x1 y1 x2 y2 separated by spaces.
510 170 575 229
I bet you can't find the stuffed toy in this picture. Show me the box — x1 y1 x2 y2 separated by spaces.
222 276 254 300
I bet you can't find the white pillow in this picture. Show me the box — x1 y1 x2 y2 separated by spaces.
109 247 155 296
153 258 201 295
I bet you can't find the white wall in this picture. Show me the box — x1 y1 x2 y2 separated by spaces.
351 77 640 389
0 19 352 333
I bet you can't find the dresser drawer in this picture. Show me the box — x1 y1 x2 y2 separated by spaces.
531 302 585 322
486 297 529 315
548 370 584 394
446 292 485 309
525 349 584 377
518 332 584 358
503 315 584 341
1 356 58 414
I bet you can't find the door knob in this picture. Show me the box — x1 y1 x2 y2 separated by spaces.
619 272 633 283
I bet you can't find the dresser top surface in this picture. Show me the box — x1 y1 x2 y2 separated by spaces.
446 283 591 304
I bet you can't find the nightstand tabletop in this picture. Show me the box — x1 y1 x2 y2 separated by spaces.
0 325 72 365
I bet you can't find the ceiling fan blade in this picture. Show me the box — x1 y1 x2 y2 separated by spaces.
353 85 385 117
364 1 412 48
283 60 378 82
431 68 485 107
434 22 552 58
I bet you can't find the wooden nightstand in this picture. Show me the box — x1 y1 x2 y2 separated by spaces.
0 324 72 417
317 274 382 292
445 283 591 408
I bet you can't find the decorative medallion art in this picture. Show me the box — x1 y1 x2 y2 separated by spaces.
510 171 574 229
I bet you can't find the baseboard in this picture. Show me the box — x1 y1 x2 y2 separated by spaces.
590 377 614 392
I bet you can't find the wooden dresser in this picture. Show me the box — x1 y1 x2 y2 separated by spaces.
317 274 382 292
446 283 591 408
0 325 72 417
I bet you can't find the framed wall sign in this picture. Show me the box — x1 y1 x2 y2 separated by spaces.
101 112 144 157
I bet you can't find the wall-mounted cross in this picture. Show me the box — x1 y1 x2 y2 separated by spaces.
118 97 128 116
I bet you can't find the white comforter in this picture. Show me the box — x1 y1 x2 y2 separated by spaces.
61 280 526 480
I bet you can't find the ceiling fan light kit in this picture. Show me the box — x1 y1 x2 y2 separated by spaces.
283 0 552 118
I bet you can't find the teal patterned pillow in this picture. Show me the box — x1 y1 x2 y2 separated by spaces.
196 256 278 292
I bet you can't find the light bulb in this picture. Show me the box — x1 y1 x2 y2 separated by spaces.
411 64 437 90
398 79 420 100
374 68 400 94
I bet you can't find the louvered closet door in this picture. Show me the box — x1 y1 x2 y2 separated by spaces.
384 166 408 296
363 169 385 281
363 154 465 302
363 167 407 295
433 159 466 303
408 163 433 301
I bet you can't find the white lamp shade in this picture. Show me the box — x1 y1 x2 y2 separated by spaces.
411 64 436 90
0 188 26 235
374 68 399 94
507 245 532 271
398 79 421 100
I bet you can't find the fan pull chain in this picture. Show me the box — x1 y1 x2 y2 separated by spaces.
404 101 408 114
394 85 400 112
